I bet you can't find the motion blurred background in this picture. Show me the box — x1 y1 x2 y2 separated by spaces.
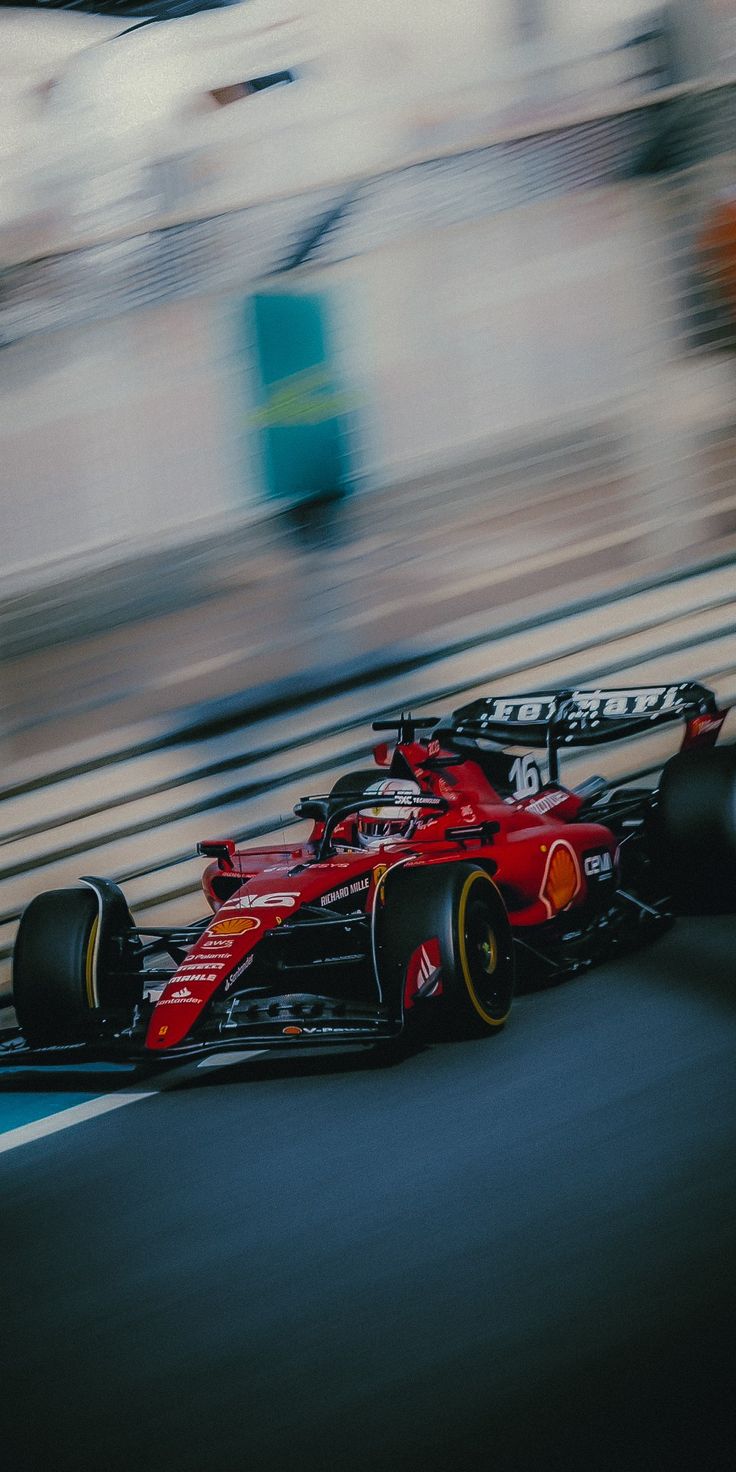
1 0 736 997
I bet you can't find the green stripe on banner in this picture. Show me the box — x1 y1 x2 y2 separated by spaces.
249 291 351 503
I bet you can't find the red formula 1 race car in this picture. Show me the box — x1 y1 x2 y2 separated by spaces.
8 681 736 1064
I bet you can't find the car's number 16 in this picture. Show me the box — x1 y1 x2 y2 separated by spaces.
509 753 541 798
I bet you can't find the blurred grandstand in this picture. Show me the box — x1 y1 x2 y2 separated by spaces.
0 1 699 269
1 1 734 647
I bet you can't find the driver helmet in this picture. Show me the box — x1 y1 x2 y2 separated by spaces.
357 779 423 848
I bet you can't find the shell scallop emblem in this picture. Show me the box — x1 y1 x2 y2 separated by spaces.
542 843 580 914
210 916 261 936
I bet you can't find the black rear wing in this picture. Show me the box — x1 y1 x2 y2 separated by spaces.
448 682 720 780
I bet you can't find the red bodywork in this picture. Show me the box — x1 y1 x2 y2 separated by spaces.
145 735 617 1052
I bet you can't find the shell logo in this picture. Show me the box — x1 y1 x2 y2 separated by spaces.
541 842 580 916
210 916 260 936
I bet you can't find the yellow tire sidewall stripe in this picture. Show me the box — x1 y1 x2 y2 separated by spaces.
457 870 510 1027
85 916 99 1011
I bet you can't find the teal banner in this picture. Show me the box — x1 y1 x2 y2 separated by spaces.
250 291 351 504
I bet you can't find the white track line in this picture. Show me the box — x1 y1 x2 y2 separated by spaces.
0 1087 159 1155
0 1050 264 1155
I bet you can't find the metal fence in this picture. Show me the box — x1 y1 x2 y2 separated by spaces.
2 82 736 343
2 77 736 608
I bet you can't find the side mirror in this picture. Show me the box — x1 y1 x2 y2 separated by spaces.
197 838 236 870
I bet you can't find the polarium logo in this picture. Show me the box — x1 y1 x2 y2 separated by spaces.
251 366 354 428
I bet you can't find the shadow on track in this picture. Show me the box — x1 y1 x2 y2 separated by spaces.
613 914 736 1015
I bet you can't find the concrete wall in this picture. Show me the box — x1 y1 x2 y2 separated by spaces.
326 185 653 488
0 1 681 266
0 296 263 590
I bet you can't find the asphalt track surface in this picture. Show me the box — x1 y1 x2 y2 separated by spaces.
2 917 735 1472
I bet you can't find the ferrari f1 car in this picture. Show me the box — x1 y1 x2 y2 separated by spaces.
10 680 736 1062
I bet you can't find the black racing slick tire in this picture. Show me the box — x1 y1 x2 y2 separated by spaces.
655 744 736 913
13 887 101 1045
13 883 142 1046
377 863 515 1039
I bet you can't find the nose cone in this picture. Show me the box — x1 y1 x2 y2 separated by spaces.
146 978 217 1049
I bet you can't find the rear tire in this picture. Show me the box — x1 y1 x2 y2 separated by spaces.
655 745 736 913
378 863 515 1039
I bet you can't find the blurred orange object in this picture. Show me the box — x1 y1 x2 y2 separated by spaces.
699 193 736 317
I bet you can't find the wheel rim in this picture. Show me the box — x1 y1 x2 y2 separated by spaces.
476 921 498 977
459 882 513 1025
